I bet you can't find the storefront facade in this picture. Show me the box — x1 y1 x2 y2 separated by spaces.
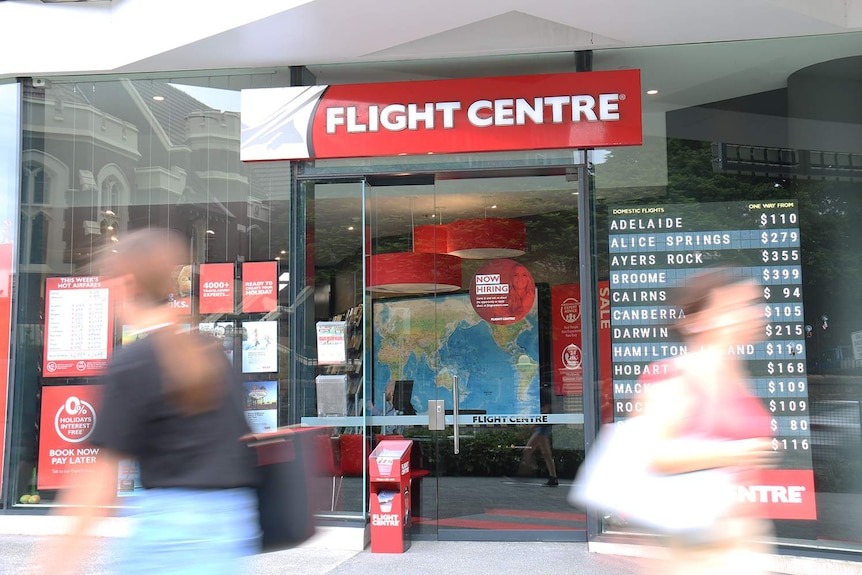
2 31 862 555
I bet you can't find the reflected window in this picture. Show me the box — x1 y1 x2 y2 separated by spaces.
29 212 48 264
22 163 50 205
101 176 121 217
21 163 52 264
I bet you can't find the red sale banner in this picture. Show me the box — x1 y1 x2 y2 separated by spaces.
597 281 614 424
43 277 114 378
199 263 235 314
37 385 104 489
241 70 642 161
242 261 277 313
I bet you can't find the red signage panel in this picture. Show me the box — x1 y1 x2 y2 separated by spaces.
550 282 612 402
37 384 104 489
740 469 817 520
242 261 277 313
199 263 235 314
0 244 11 496
241 70 642 161
551 284 583 396
43 277 113 378
597 281 614 424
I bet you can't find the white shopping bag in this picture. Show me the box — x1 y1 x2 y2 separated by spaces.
569 417 737 536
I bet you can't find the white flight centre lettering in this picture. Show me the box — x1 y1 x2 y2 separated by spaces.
327 102 461 134
371 513 400 526
467 95 620 127
325 94 622 134
737 485 805 504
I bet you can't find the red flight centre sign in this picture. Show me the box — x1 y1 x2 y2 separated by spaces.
241 70 642 161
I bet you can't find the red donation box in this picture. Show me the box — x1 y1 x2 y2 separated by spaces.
369 439 412 553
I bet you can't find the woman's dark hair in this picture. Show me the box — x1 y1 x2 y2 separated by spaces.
101 228 227 415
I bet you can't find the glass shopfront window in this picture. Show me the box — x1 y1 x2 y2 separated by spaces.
591 32 862 553
0 81 21 506
4 30 862 554
295 161 588 534
5 74 295 507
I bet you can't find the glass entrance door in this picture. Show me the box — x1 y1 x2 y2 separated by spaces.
365 170 587 541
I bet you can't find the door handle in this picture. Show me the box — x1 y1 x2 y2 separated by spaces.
428 400 445 430
453 374 460 454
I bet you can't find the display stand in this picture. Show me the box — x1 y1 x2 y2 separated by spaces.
315 304 363 423
315 374 349 416
368 439 412 553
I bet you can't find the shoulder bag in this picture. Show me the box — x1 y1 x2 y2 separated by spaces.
568 416 737 538
245 428 322 552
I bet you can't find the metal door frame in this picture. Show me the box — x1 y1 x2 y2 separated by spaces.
296 163 595 542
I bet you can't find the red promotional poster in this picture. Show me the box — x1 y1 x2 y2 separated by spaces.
551 284 583 395
242 261 277 313
469 259 535 325
199 263 235 314
37 385 104 490
241 70 642 161
550 282 612 404
43 277 114 378
0 243 12 495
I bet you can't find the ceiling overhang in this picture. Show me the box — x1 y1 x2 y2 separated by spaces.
3 0 862 79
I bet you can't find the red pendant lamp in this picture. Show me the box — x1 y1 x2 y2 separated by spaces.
446 217 526 259
366 252 462 294
413 224 449 254
365 203 463 294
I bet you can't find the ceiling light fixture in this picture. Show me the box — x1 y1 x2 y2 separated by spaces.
366 200 462 294
413 224 449 255
366 252 462 294
446 217 526 259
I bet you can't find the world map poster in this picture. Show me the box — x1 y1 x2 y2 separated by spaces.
372 292 540 416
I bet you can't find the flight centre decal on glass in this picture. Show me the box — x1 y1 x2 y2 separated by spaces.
607 199 816 521
240 70 642 161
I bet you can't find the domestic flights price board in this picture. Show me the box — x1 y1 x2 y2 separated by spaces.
607 199 816 520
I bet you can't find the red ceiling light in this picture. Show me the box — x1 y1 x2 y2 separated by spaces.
446 218 526 259
367 252 462 294
413 224 449 254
